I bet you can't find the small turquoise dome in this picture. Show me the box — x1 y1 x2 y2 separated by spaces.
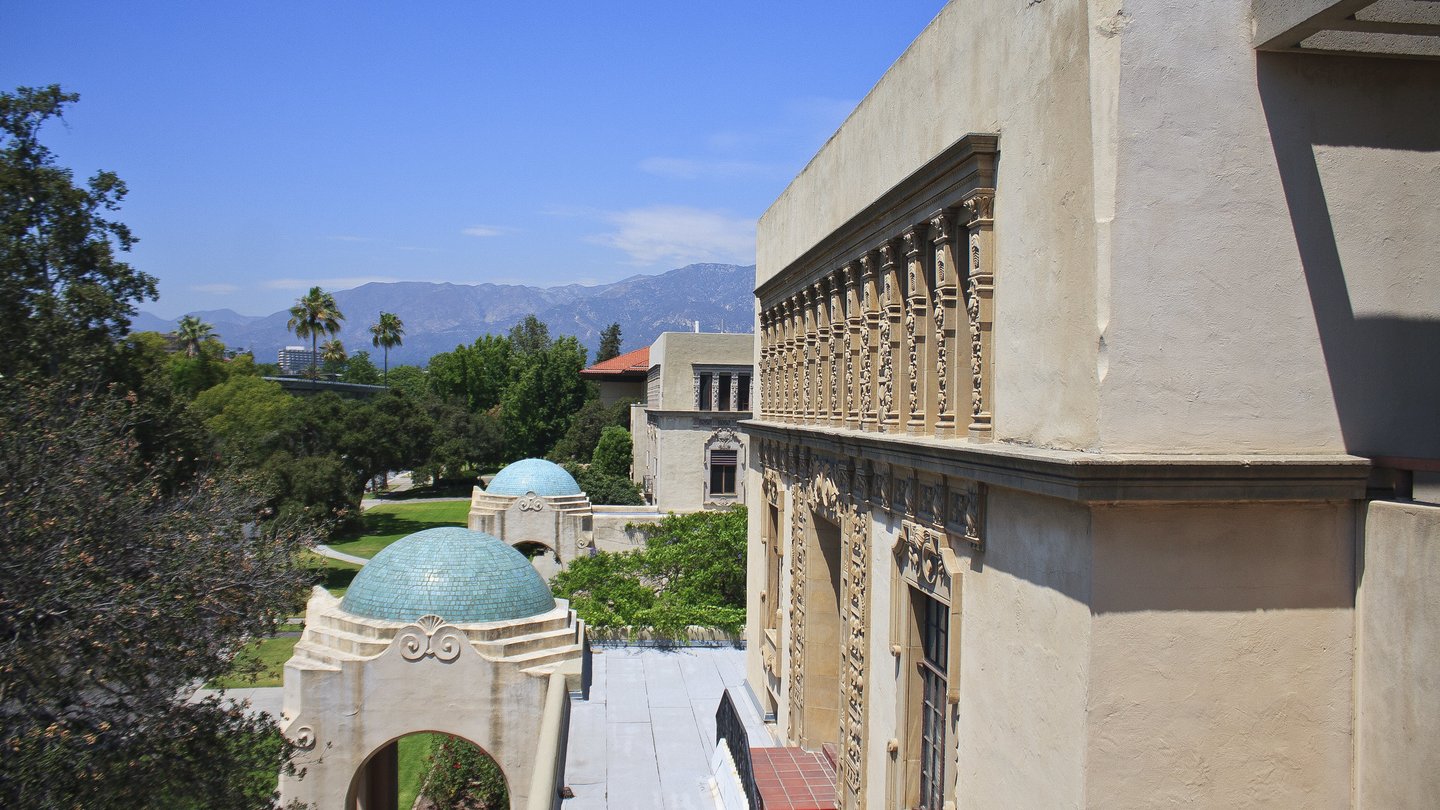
340 527 555 623
486 458 582 497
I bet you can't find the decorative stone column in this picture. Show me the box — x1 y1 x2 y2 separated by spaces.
784 297 798 423
828 271 844 426
844 262 863 430
803 287 818 423
880 241 904 433
930 210 960 438
903 224 931 435
963 191 995 440
860 253 881 432
814 280 831 427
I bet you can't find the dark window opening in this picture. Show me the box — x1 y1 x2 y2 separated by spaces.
709 448 738 496
738 374 751 411
698 373 713 410
719 373 732 411
918 592 949 810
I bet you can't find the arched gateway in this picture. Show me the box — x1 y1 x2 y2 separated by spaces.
279 527 586 809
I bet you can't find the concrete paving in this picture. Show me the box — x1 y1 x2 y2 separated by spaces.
190 686 284 720
564 646 772 810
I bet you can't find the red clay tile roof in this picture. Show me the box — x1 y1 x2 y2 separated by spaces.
579 346 650 378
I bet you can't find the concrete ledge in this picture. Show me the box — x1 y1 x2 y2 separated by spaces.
743 420 1371 502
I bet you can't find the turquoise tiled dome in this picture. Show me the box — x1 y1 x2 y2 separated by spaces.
486 458 582 497
340 527 555 623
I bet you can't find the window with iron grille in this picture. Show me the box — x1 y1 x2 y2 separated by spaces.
918 592 949 810
709 448 738 496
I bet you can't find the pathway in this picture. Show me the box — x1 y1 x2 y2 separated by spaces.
564 646 772 810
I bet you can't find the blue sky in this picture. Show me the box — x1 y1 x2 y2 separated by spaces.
3 1 945 318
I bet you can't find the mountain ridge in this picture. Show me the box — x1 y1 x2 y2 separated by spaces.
134 263 756 366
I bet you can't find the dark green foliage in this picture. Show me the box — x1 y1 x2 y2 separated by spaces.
0 380 315 808
596 322 622 362
428 334 513 412
552 506 747 634
384 364 428 399
0 86 157 379
421 735 508 809
548 398 631 463
507 313 551 357
563 461 644 506
591 425 632 477
500 334 591 459
343 349 381 384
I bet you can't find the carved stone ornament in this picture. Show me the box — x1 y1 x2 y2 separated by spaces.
397 614 467 662
968 275 983 418
962 192 994 225
946 480 986 552
935 296 948 416
516 493 545 512
906 307 919 417
897 522 950 595
290 725 316 750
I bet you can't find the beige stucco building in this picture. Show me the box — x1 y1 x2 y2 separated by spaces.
737 2 1440 809
631 331 755 513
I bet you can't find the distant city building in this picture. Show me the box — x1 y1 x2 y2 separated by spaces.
277 345 318 375
630 332 753 512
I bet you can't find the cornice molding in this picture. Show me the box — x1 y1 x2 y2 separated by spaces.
741 419 1369 503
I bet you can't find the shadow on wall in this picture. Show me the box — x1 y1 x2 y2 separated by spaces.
1257 53 1440 460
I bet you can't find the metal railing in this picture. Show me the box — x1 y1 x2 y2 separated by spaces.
716 688 764 810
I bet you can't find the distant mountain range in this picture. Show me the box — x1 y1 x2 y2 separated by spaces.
132 263 757 366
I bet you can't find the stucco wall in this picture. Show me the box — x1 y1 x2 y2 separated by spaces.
1087 502 1355 808
757 0 1106 450
647 413 747 513
649 332 754 410
1355 499 1440 809
757 0 1440 456
1098 0 1440 456
952 489 1093 810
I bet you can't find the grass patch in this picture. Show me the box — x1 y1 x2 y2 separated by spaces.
397 733 436 810
372 479 476 501
299 549 363 599
210 635 299 689
327 500 471 559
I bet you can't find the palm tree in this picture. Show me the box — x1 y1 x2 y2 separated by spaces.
287 286 345 380
321 338 347 366
369 311 404 383
175 315 214 358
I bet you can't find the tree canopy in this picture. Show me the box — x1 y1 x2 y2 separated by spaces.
286 286 343 379
596 322 622 362
0 85 157 379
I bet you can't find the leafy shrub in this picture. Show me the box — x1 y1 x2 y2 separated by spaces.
421 735 508 809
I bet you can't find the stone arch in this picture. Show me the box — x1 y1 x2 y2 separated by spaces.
344 729 510 810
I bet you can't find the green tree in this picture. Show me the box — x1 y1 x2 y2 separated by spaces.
507 313 551 357
384 364 429 400
0 85 157 379
421 735 508 809
548 399 630 463
499 334 590 459
0 380 315 808
428 335 511 412
343 349 381 385
369 311 404 382
551 507 747 634
191 374 295 458
175 314 214 357
596 322 622 362
591 425 632 478
286 286 344 380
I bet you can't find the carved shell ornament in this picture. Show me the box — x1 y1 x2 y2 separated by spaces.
517 493 545 512
398 614 467 662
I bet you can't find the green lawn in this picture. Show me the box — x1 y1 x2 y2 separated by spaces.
326 499 471 559
300 549 363 599
209 634 300 689
397 733 436 810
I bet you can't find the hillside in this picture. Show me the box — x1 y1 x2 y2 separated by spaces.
135 263 756 365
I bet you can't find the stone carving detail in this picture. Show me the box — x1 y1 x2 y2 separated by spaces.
905 307 919 418
516 493 545 512
968 271 983 418
935 295 947 417
788 479 809 724
898 522 948 589
839 501 870 804
397 615 467 662
946 480 986 552
859 322 872 417
291 725 316 750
